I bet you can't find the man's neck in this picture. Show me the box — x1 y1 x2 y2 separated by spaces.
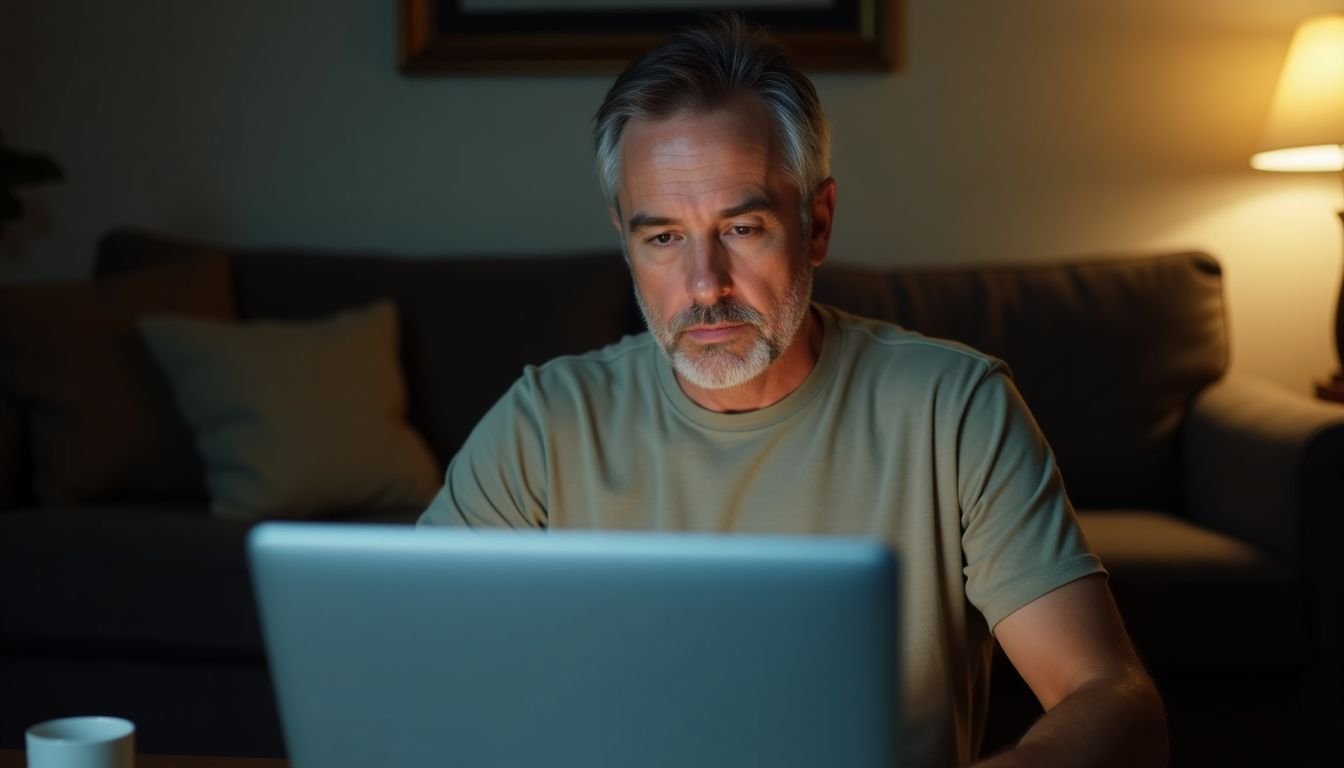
675 307 825 414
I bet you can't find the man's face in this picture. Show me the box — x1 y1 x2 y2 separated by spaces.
610 95 833 391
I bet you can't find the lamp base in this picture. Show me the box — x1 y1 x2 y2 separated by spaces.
1328 208 1344 404
1315 372 1344 403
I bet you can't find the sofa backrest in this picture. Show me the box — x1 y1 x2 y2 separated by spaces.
96 230 1228 512
96 230 637 473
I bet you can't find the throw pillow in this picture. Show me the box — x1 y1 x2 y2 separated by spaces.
0 254 235 504
138 301 441 519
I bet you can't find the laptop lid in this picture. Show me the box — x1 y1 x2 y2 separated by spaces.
248 523 900 767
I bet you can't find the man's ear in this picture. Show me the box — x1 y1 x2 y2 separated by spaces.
807 178 837 268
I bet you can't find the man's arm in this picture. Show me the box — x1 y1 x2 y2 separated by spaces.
974 574 1168 768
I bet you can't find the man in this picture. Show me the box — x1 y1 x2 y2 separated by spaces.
420 16 1167 768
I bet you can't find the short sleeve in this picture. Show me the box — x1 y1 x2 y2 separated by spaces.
956 368 1104 631
417 369 549 529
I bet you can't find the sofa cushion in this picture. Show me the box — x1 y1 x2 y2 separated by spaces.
139 302 441 519
1077 510 1304 671
0 256 235 505
0 394 28 509
0 508 422 656
0 507 261 654
814 254 1228 510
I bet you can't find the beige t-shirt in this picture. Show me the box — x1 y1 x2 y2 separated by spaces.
420 304 1103 767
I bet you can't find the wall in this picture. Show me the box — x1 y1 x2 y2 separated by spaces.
2 0 1341 395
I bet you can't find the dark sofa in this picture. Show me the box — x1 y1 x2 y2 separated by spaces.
2 229 1341 765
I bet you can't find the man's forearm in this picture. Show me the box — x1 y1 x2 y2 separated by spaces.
973 669 1168 768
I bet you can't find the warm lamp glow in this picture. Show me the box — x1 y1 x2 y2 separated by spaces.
1253 13 1344 173
1251 145 1344 172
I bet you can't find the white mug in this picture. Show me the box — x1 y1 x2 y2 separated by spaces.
25 716 135 768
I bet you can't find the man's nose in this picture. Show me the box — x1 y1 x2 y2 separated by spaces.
685 236 732 305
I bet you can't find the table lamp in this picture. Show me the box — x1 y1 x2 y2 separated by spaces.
1251 12 1344 402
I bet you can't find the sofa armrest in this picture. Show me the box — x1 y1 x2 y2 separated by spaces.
1184 374 1344 562
1184 375 1344 761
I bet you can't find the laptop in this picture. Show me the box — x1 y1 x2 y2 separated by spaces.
247 523 901 767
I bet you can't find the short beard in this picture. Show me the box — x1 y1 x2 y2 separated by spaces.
635 264 814 391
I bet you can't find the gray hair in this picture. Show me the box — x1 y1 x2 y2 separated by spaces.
593 15 831 218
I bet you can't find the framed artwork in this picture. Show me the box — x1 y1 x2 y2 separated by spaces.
400 0 901 73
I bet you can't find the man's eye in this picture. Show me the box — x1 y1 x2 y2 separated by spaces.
729 225 758 237
647 233 679 245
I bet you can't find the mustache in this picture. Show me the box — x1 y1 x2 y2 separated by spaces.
668 302 766 336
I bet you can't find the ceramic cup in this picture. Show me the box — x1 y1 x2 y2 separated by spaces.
25 716 135 768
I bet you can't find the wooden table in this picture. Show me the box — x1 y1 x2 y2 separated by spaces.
0 750 288 767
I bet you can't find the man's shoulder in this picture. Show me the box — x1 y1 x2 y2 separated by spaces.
823 305 1006 382
534 331 657 372
523 331 661 395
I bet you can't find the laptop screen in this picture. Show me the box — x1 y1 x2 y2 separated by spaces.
248 523 900 767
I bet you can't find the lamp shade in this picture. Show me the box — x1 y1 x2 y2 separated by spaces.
1251 12 1344 172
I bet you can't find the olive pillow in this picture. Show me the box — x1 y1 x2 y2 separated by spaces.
138 301 441 519
0 255 234 504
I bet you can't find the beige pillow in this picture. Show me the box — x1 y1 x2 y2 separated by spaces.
138 301 441 519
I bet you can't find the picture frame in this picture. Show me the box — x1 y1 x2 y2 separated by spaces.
400 0 901 73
